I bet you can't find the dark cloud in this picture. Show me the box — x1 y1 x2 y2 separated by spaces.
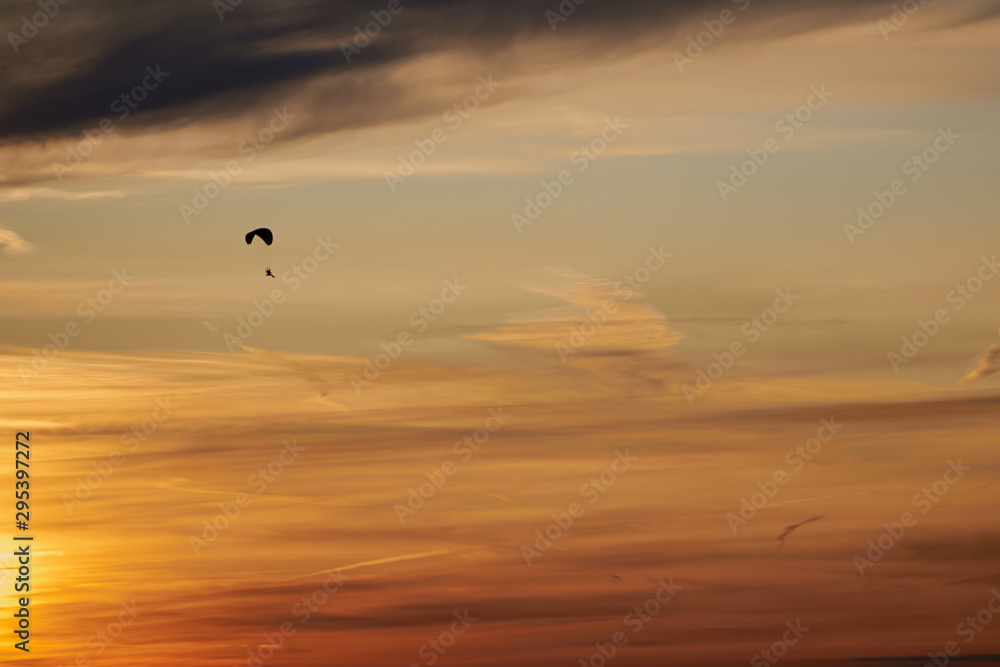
0 0 889 145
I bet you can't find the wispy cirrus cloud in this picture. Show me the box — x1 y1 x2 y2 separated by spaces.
0 226 32 255
471 270 683 356
470 270 685 398
961 328 1000 383
0 187 127 202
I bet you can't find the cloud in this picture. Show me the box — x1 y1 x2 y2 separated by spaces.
0 0 894 147
470 270 685 397
961 328 1000 383
286 550 454 583
0 0 991 188
472 270 682 354
0 187 126 202
236 344 348 411
0 226 32 255
4 339 1000 665
472 270 682 356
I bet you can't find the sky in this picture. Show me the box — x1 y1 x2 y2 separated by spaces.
2 0 1000 665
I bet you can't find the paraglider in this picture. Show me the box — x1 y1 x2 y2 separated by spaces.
245 228 274 278
245 228 273 246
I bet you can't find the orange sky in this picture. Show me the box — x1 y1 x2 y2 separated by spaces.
2 0 1000 665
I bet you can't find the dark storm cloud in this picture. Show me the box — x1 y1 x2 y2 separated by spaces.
0 0 888 145
0 0 413 142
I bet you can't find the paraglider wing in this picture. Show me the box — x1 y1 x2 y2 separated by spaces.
245 228 273 246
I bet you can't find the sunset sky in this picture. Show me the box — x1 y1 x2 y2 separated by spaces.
2 1 1000 665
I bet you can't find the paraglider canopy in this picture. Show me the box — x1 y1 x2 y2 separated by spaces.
245 228 273 246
